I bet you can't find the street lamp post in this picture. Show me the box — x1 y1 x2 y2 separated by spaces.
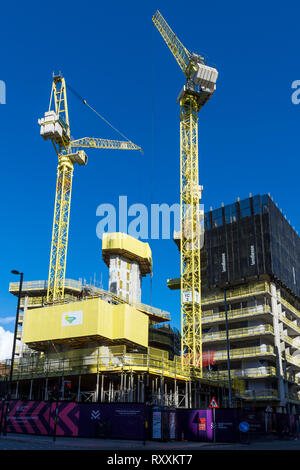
224 287 232 408
1 270 23 437
9 270 23 395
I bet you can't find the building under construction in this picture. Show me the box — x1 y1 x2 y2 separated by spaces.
2 11 300 419
5 195 300 414
5 232 233 408
169 194 300 413
0 12 235 410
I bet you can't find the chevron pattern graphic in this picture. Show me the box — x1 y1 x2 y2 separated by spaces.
50 402 80 436
5 401 51 435
2 401 80 436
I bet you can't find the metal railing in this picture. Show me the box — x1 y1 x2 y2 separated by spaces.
285 353 300 368
281 298 300 321
0 348 235 389
205 366 277 380
281 332 298 348
9 280 48 292
0 350 189 381
242 389 279 400
11 279 170 321
202 324 274 343
213 345 275 361
202 281 270 306
288 393 300 402
281 315 300 334
202 305 272 324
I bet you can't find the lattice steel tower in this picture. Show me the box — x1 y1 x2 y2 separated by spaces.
153 11 218 374
38 73 141 303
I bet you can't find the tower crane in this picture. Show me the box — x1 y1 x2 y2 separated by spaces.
152 11 218 375
38 72 141 303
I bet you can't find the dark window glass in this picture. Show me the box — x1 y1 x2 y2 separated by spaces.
252 195 261 215
261 194 269 213
204 214 211 230
212 208 223 227
240 198 251 217
225 204 237 224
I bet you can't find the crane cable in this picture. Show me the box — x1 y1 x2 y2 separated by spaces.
66 84 136 145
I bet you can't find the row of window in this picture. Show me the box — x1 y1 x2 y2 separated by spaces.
205 195 268 229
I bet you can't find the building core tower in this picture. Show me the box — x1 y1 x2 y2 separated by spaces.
102 233 152 303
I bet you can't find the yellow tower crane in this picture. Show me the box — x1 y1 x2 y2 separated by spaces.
38 72 141 303
152 11 218 375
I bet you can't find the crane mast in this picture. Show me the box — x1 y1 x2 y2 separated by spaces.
42 74 74 303
39 73 141 303
153 11 218 375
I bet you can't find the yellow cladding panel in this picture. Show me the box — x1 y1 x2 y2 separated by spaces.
102 232 152 275
23 298 148 348
112 303 148 346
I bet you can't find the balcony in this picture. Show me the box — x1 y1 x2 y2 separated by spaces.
213 344 275 362
288 393 300 403
242 389 279 400
281 332 299 350
203 324 274 344
285 354 300 369
281 298 300 321
281 315 300 335
204 366 277 380
202 305 272 325
202 281 270 306
20 296 44 309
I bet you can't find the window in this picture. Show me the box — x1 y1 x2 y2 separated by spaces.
252 195 261 215
240 198 251 217
205 214 211 230
212 208 223 228
225 204 237 224
261 194 269 213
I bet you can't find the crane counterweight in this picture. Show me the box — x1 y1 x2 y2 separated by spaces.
38 111 69 146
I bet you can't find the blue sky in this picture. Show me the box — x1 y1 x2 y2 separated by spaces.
1 0 300 333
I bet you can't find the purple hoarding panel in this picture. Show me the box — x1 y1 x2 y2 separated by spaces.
215 409 238 442
78 403 145 439
1 400 298 441
2 401 146 439
176 409 213 442
238 410 265 433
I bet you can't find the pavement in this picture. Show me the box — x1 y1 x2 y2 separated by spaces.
0 432 300 451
